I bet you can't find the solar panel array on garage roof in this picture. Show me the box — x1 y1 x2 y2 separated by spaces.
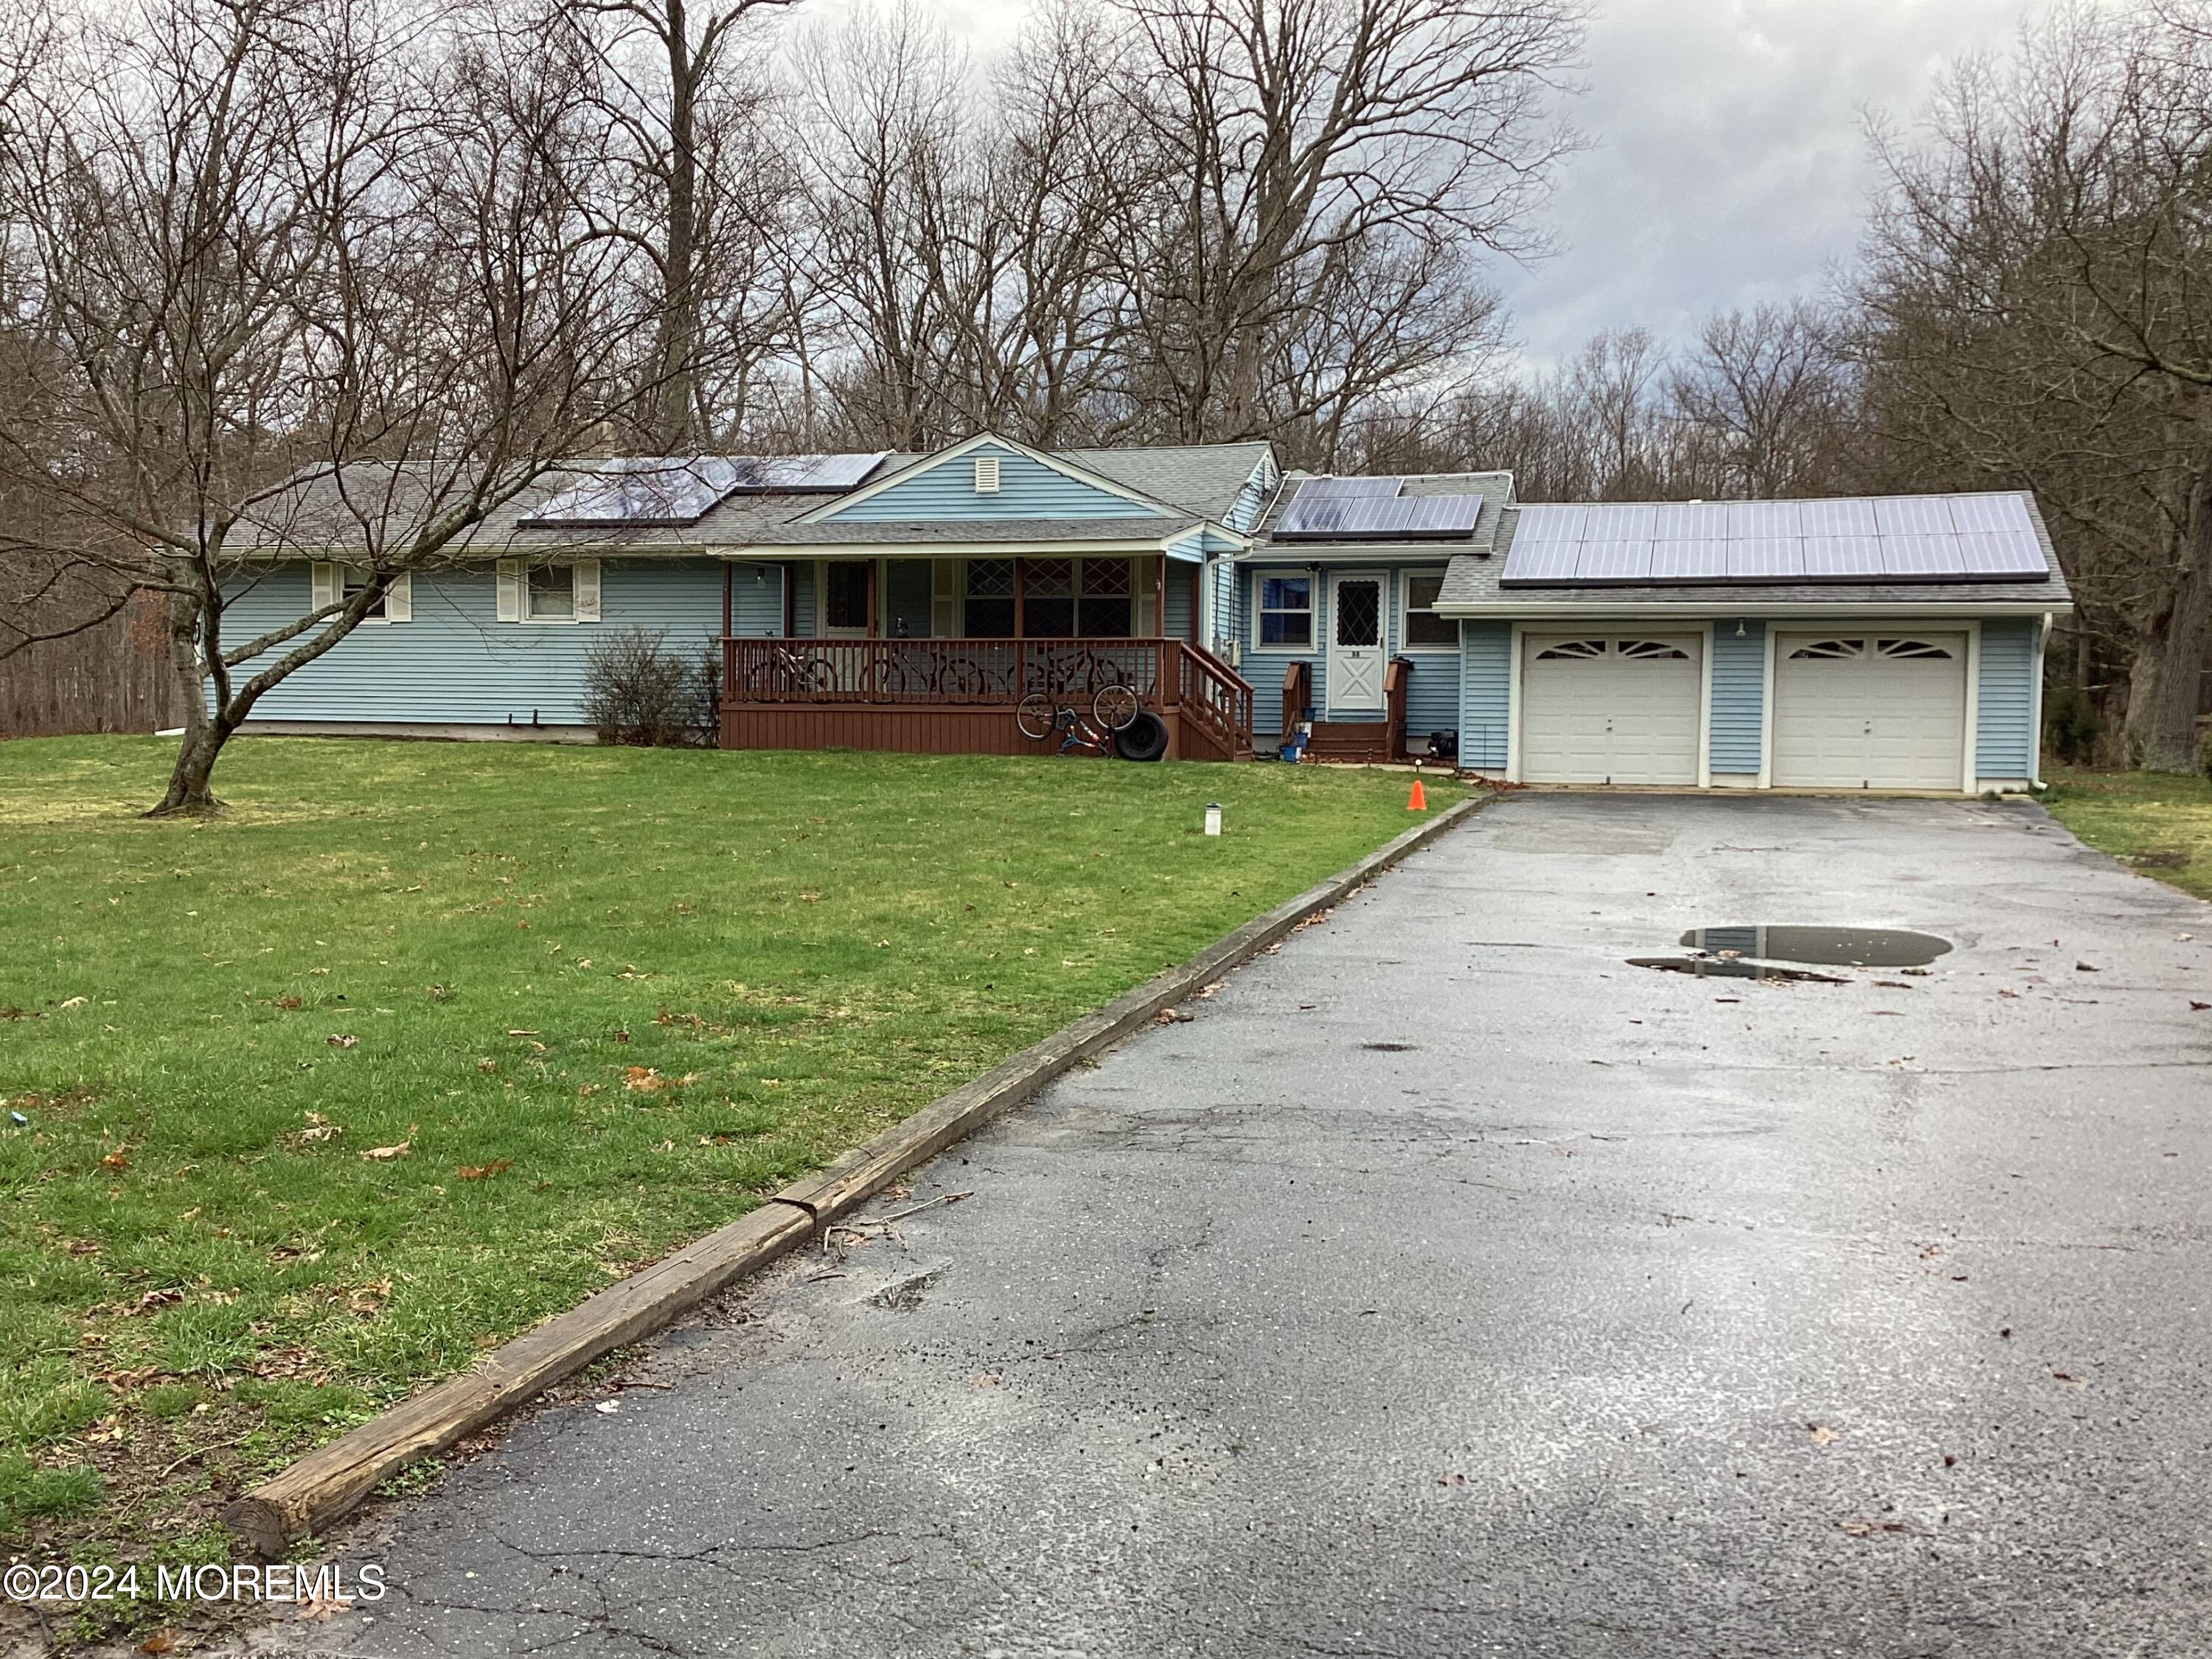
1498 493 2051 587
1296 476 1404 498
1276 479 1484 540
520 453 888 526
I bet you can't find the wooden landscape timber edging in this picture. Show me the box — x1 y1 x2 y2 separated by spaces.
222 792 1485 1558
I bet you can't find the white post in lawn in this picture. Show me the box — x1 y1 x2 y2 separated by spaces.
1205 802 1222 837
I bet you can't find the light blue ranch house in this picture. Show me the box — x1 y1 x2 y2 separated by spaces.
231 432 2070 792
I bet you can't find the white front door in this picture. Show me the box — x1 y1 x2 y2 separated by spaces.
1327 572 1386 712
1520 633 1703 785
1772 632 1967 791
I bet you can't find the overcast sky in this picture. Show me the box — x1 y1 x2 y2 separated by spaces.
871 0 2053 367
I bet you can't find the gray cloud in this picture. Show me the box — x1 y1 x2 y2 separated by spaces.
1495 0 2041 364
825 0 2059 366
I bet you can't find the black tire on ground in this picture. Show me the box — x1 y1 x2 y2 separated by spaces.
1114 710 1169 762
1016 693 1058 742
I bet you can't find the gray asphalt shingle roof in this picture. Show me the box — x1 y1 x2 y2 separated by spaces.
233 439 1272 559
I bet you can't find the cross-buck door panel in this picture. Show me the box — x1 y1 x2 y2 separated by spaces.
1328 573 1385 711
1520 633 1703 785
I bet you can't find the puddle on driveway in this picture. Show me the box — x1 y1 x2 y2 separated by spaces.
1629 956 1848 984
1677 926 1952 968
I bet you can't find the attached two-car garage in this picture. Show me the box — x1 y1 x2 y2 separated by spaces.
1515 626 1973 791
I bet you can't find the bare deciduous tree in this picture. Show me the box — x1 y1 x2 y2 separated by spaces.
0 0 655 811
1855 1 2212 770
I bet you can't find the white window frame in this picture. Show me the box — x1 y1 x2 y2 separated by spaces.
1251 567 1316 652
498 558 600 625
310 562 409 624
1397 567 1455 652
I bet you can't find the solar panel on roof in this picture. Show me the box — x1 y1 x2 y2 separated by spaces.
1722 538 1804 580
1952 532 2049 577
519 453 887 526
1497 490 2053 588
1296 476 1402 498
1872 496 1955 537
1575 542 1652 581
1881 534 1968 577
521 458 746 527
1275 493 1483 540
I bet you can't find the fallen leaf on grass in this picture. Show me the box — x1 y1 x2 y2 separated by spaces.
476 1058 498 1074
327 1033 358 1048
294 1111 344 1144
128 1288 184 1315
59 995 87 1009
139 1630 179 1654
1806 1423 1840 1445
456 1158 513 1181
506 1028 539 1037
360 1138 413 1162
100 1148 131 1172
272 994 302 1010
624 1067 700 1091
347 1279 392 1313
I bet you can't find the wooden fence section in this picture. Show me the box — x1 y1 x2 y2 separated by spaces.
722 636 1253 762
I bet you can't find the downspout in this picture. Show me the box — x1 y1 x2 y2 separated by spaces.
2032 611 2053 790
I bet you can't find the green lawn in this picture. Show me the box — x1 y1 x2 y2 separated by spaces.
0 737 1456 1584
2042 766 2212 902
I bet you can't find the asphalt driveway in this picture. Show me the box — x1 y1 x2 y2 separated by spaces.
284 793 2212 1658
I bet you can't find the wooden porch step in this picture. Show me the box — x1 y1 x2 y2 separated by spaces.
1302 721 1398 765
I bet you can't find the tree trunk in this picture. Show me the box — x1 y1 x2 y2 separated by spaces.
2121 531 2211 773
654 0 698 453
146 590 226 815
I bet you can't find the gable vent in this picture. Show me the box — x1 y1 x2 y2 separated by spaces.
973 454 1001 494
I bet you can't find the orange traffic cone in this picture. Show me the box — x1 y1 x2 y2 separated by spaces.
1408 779 1427 811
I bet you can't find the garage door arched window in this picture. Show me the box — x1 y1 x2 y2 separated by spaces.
1534 639 1607 659
1876 638 1956 659
1789 639 1867 659
1617 639 1690 660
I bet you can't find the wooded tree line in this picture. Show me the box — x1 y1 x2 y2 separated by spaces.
1 0 2209 793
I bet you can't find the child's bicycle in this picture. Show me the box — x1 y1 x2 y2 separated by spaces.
1016 683 1141 756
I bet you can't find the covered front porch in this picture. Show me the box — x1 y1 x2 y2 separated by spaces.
718 552 1254 762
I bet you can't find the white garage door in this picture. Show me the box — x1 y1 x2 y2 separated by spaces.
1773 633 1967 791
1521 634 1703 785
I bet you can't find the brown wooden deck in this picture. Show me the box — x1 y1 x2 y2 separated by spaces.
720 637 1255 762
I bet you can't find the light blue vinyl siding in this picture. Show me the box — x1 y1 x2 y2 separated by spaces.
1708 620 1764 773
1165 572 1192 641
1224 455 1280 533
1976 617 2039 778
728 563 783 637
1241 564 1332 717
1458 620 1512 770
817 442 1166 522
789 563 815 636
1237 563 1463 726
224 559 722 725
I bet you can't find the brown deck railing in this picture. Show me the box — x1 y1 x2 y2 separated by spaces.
723 636 1253 757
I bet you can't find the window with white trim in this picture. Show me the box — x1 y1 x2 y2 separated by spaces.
341 567 386 620
1255 572 1313 647
526 562 574 620
1400 571 1454 648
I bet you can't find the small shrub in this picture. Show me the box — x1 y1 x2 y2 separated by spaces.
582 628 719 747
2043 683 2100 767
